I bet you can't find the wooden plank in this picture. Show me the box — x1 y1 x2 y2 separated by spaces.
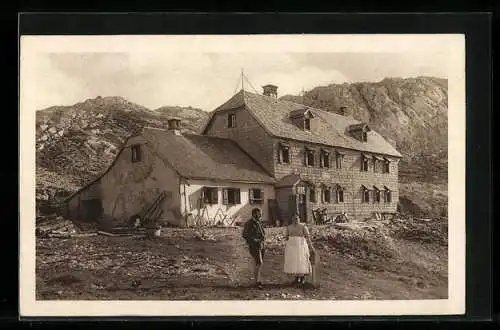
97 230 116 237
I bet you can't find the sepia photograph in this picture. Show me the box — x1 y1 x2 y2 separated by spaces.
19 34 465 316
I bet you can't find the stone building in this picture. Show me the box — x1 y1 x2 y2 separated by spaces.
65 83 401 226
201 86 402 223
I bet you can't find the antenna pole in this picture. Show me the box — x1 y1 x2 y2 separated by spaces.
241 68 244 92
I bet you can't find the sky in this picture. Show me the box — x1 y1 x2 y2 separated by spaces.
21 36 454 113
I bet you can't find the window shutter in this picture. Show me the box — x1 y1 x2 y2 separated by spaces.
235 189 241 204
319 152 324 168
222 189 228 205
249 188 254 204
360 155 364 171
303 148 307 166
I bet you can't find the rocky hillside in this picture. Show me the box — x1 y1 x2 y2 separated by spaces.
35 96 208 206
280 77 448 183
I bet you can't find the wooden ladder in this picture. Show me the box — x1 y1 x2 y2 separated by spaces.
140 191 167 224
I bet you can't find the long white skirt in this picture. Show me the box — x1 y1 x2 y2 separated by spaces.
284 236 312 275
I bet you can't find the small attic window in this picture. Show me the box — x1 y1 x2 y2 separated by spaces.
227 113 236 128
304 118 311 130
131 144 142 163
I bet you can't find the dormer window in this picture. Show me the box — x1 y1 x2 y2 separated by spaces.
348 123 371 142
304 147 315 167
304 118 311 130
290 108 315 131
227 113 236 128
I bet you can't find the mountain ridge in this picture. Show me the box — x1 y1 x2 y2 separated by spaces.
35 76 447 217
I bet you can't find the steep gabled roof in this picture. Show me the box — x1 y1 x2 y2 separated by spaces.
202 90 402 158
142 127 275 183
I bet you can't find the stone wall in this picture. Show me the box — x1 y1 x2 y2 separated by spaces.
203 106 275 175
99 135 182 226
273 138 399 221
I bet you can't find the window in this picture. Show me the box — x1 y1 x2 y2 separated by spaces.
320 149 330 168
322 187 331 203
309 187 317 203
335 185 345 203
362 131 368 142
203 187 218 205
249 188 264 204
373 158 378 173
278 143 290 164
383 159 390 173
222 188 241 205
304 118 311 130
227 113 236 128
131 144 142 163
361 155 370 171
305 147 315 167
373 186 381 203
362 186 370 203
384 188 392 203
337 189 344 203
335 152 343 169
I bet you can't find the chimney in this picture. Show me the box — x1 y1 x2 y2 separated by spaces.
167 118 182 135
262 84 278 98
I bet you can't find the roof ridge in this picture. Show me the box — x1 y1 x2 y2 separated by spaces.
245 90 362 124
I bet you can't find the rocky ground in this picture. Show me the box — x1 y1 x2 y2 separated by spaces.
36 218 447 300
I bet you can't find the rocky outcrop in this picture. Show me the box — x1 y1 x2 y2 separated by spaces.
280 77 448 183
35 96 209 209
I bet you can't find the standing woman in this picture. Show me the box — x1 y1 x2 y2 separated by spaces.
284 214 315 285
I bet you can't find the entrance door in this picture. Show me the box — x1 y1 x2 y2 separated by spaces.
297 193 307 223
80 199 103 222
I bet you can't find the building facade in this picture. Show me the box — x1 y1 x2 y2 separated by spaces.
65 84 402 226
65 123 276 227
202 86 402 223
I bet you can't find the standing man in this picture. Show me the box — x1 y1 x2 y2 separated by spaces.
242 208 266 288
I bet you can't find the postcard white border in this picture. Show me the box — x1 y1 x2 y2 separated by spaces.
19 34 465 317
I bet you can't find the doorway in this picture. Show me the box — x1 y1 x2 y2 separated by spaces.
80 199 103 222
297 192 307 223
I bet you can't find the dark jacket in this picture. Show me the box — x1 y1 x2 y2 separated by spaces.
242 217 265 246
